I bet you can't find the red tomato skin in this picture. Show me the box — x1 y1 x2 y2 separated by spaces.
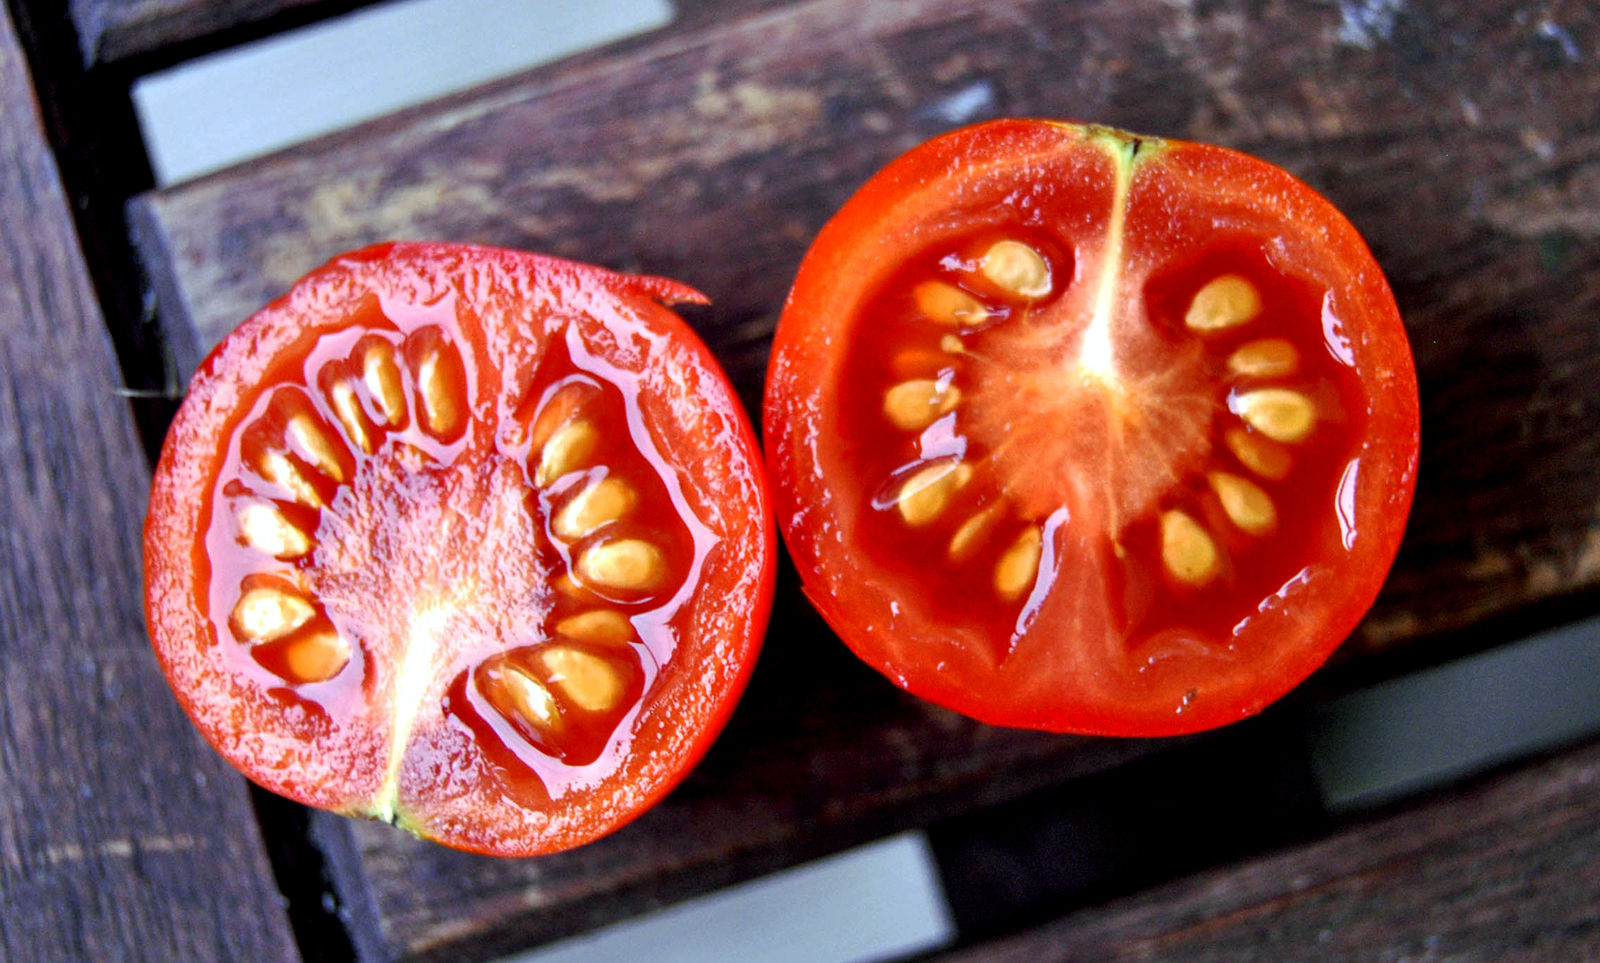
146 243 775 855
764 120 1418 736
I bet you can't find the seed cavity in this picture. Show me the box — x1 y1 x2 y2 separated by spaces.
417 343 467 439
536 420 599 488
238 503 311 558
949 504 1002 561
554 477 637 539
361 342 408 427
231 585 315 643
328 379 374 454
277 628 351 684
555 610 633 646
994 525 1043 600
1160 510 1220 586
884 379 962 432
1227 338 1299 379
576 538 665 592
287 414 345 482
980 240 1051 298
913 281 989 328
1208 472 1278 536
539 645 625 713
1185 274 1261 332
1235 388 1316 443
1224 427 1294 481
895 461 973 526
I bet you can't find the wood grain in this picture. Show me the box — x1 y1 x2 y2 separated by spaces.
125 0 1600 959
932 736 1600 962
0 8 300 962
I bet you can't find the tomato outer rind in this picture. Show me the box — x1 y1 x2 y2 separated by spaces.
145 242 776 855
763 120 1419 736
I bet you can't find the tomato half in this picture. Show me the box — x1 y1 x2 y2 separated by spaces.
146 243 774 855
764 120 1418 736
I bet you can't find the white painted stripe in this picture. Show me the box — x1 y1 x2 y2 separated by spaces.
132 0 674 185
495 832 956 963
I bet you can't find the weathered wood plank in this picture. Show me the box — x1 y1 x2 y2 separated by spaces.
0 8 300 962
931 736 1600 962
125 0 1600 959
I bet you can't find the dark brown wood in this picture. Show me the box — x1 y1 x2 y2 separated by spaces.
932 736 1600 962
124 0 1600 959
0 7 300 962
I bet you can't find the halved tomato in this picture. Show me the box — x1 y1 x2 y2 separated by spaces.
764 120 1418 736
145 243 774 855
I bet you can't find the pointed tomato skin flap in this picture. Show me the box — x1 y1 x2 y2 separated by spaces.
764 120 1417 736
146 243 774 856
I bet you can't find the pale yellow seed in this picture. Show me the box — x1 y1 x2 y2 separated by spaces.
361 345 407 426
258 451 322 507
554 610 633 646
980 240 1051 298
238 503 311 558
279 628 350 684
1185 274 1262 332
948 504 1002 560
896 462 973 526
328 380 372 453
913 280 989 328
994 526 1043 600
1209 472 1278 536
1224 427 1294 481
1227 338 1300 379
417 349 465 438
232 586 315 643
1160 510 1220 586
883 379 962 432
536 420 599 487
540 645 625 713
1236 388 1316 443
577 538 665 592
496 665 560 729
554 477 637 539
288 414 344 482
939 334 965 355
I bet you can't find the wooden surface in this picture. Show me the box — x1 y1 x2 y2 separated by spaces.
0 7 299 962
123 0 1600 959
932 735 1600 962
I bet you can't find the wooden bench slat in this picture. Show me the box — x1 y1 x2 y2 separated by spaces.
0 7 301 962
930 736 1600 962
125 0 1600 958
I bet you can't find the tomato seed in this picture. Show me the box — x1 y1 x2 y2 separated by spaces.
238 503 311 559
554 610 633 646
328 379 374 454
287 414 345 482
1160 510 1220 586
980 240 1051 298
258 451 323 508
417 343 467 438
577 538 666 591
1227 338 1300 379
1236 388 1316 443
231 585 315 643
490 662 561 730
949 504 1002 561
883 379 962 431
1185 275 1261 332
994 525 1043 600
536 419 599 487
539 645 625 712
278 628 351 684
1208 471 1278 536
895 461 973 526
1223 427 1294 481
554 477 637 539
361 342 408 427
913 280 989 328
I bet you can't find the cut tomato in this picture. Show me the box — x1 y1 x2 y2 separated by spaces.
146 243 774 855
764 120 1418 736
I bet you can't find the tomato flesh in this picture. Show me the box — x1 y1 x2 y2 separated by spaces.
765 121 1418 736
147 244 774 855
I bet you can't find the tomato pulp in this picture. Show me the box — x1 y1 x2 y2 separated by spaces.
764 120 1418 736
146 243 774 855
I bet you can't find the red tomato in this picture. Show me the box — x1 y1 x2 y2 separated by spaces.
764 120 1418 736
146 243 774 855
